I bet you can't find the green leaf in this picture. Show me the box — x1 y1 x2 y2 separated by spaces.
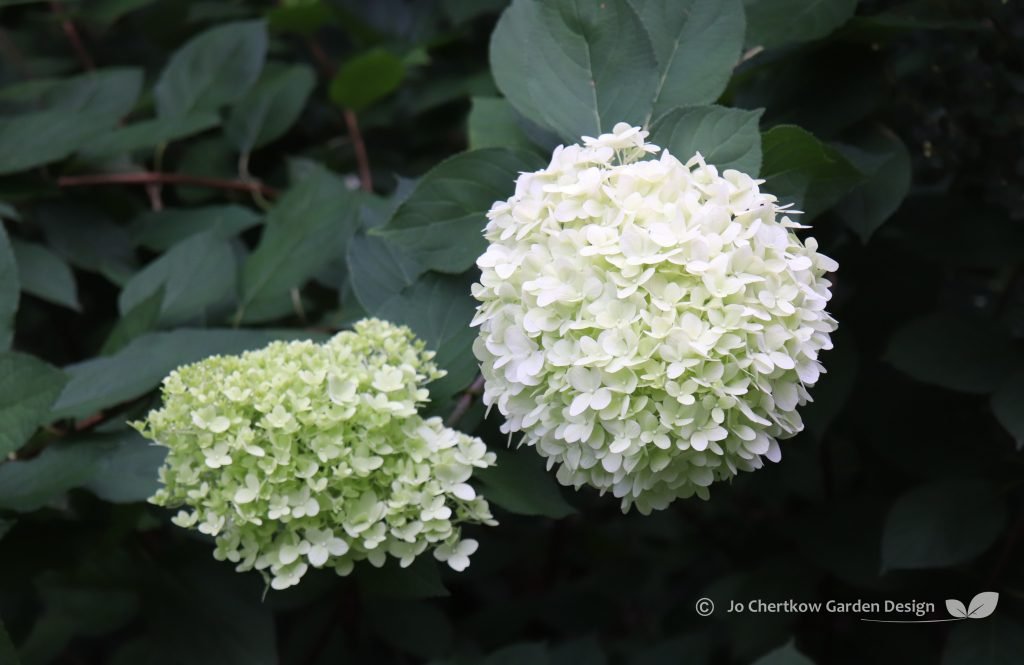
629 0 745 121
752 640 816 665
881 478 1007 571
374 148 544 273
836 128 912 242
0 351 67 457
155 20 268 117
267 2 336 35
83 430 167 503
0 202 20 223
347 233 424 307
490 0 658 141
0 223 19 349
226 64 316 153
468 97 537 152
329 48 405 111
760 125 863 221
885 312 1018 394
483 643 550 665
79 111 221 157
239 166 359 318
744 0 857 49
80 0 156 24
942 617 1024 665
8 67 143 117
101 288 164 355
50 328 321 420
992 369 1024 451
36 203 138 286
118 230 237 326
0 109 119 175
130 204 261 252
649 105 763 175
10 239 81 311
476 448 576 519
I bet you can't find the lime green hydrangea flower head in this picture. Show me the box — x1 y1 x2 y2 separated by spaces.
134 318 497 590
471 124 838 514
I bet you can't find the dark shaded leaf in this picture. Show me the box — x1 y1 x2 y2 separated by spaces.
11 238 81 311
649 105 763 175
0 351 67 457
476 448 576 519
329 49 405 112
226 64 316 153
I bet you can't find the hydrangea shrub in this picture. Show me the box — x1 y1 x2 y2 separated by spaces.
472 123 838 514
134 319 497 590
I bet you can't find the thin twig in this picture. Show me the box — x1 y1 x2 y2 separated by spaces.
51 1 95 70
58 172 279 197
446 375 486 428
307 40 373 192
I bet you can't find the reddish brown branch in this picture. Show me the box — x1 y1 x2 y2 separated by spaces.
51 1 95 70
58 172 279 197
446 375 486 428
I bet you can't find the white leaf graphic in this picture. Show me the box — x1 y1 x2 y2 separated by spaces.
967 591 999 619
946 599 968 618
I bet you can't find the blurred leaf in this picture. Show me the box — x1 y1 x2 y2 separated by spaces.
491 0 657 141
552 637 606 665
744 0 857 49
118 230 237 326
130 204 261 252
836 128 912 242
368 599 452 659
0 351 66 457
36 203 137 286
629 635 711 665
10 239 80 311
0 109 117 175
355 556 449 599
630 0 745 121
226 64 316 153
0 223 20 349
155 20 268 117
0 620 19 665
267 2 336 35
0 202 20 222
760 124 863 221
483 643 550 665
476 448 576 519
329 48 405 112
881 478 1007 571
101 287 164 355
942 616 1024 665
173 135 239 204
992 369 1024 450
240 166 359 318
80 111 221 157
78 0 156 24
885 312 1018 394
50 329 321 420
83 431 166 502
374 148 543 273
442 0 508 24
468 97 537 152
751 640 816 665
649 105 763 174
0 67 142 117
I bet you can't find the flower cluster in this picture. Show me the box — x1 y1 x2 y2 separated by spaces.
471 123 838 514
135 319 497 590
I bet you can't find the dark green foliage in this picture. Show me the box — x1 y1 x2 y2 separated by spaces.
0 0 1021 664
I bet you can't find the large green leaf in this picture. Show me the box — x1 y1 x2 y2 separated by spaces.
239 166 359 318
0 223 18 349
881 479 1007 571
50 329 320 420
329 49 405 112
11 239 81 311
154 20 268 117
373 148 543 273
760 124 863 221
118 230 237 326
79 111 221 157
885 312 1018 394
36 203 138 286
992 369 1024 451
130 204 261 252
347 233 424 307
629 0 745 121
490 0 658 141
752 641 816 665
226 64 316 153
0 352 67 457
649 105 763 175
1 67 143 117
744 0 857 49
468 97 538 152
475 448 576 519
836 128 912 242
942 617 1024 665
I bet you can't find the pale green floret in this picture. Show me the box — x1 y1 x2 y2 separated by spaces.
134 318 497 590
472 124 838 514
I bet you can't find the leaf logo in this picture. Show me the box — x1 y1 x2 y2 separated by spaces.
945 592 999 619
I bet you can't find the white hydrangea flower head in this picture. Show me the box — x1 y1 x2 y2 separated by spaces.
471 123 838 514
134 319 497 590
